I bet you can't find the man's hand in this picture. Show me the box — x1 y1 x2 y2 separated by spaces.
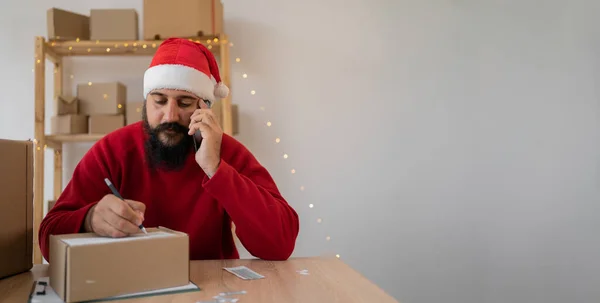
84 194 146 237
188 108 223 177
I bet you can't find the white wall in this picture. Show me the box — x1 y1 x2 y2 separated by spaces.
2 0 600 302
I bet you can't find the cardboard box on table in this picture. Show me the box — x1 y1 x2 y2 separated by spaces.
143 0 224 39
47 8 90 40
89 114 125 134
0 139 33 279
49 227 189 302
91 9 138 40
77 82 126 116
126 101 144 125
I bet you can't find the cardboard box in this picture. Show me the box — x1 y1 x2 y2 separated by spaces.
91 9 138 40
56 95 79 115
143 0 224 39
47 8 90 40
126 101 144 125
231 104 239 135
49 227 189 302
89 114 125 134
77 82 126 115
0 139 33 279
51 115 88 135
48 200 56 211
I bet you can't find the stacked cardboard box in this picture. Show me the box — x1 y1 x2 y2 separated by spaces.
48 1 225 41
47 8 90 40
47 7 138 41
91 9 138 40
143 0 224 39
77 82 126 135
126 101 145 125
50 96 88 135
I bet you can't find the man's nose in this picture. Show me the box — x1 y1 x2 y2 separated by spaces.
162 100 180 123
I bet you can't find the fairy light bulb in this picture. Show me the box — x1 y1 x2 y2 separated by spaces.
317 218 322 223
283 154 288 159
336 254 340 258
242 74 248 78
251 90 256 95
266 121 272 127
275 138 280 143
236 58 241 62
291 169 296 174
88 82 92 86
326 236 331 241
309 204 314 208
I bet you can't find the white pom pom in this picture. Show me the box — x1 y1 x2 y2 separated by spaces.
214 82 229 99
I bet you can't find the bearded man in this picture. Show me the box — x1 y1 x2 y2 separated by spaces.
38 38 299 262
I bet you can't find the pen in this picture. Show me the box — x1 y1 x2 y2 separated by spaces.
104 178 148 234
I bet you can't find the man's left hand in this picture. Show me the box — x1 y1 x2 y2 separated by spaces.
188 108 223 177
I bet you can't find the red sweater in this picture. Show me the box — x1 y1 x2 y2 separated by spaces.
39 122 299 262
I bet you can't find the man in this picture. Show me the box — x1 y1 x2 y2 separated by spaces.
39 38 300 262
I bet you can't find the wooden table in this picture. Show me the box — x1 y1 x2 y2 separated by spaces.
0 257 398 302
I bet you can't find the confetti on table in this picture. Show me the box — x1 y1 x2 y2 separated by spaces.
296 269 310 275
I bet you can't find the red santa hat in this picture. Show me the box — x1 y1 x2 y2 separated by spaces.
143 38 229 102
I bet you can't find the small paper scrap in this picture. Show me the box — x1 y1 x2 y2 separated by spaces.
224 266 265 280
296 269 310 275
196 290 247 303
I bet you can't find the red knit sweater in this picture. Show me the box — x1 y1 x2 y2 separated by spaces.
39 122 299 262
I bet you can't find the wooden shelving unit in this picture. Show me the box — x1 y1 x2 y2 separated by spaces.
32 35 234 264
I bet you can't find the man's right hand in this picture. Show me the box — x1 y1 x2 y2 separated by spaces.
84 194 146 237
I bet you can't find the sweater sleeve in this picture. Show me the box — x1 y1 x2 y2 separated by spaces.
38 138 119 262
202 137 300 260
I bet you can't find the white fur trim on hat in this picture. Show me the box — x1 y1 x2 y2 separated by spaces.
143 64 217 102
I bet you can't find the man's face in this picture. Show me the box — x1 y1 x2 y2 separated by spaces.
142 89 209 170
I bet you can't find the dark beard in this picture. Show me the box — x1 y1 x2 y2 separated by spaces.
142 103 194 171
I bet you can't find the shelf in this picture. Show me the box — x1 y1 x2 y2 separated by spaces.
45 35 227 57
46 133 105 144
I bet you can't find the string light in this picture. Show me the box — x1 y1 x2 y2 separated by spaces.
88 82 92 86
232 40 336 258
